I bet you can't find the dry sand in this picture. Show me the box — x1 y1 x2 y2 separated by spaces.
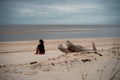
0 38 120 80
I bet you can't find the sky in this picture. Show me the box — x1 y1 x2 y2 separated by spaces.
0 0 120 25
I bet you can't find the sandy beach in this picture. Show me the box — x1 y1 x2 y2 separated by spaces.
0 38 120 80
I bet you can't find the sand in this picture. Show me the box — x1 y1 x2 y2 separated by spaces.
0 38 120 80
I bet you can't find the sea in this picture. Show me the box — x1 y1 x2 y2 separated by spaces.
0 25 120 42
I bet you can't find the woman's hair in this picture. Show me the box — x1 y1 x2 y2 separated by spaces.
39 39 44 44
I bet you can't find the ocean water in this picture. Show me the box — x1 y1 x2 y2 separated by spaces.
0 25 120 42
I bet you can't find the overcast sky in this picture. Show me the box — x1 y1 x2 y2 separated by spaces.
0 0 120 25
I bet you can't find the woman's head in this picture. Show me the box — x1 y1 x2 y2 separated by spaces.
39 39 44 44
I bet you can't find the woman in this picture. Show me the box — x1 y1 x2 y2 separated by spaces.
35 39 45 55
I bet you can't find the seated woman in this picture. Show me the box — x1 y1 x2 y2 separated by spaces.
35 39 45 55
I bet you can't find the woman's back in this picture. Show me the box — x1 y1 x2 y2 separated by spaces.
38 44 45 53
35 39 45 55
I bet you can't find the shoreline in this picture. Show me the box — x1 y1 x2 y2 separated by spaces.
0 37 120 43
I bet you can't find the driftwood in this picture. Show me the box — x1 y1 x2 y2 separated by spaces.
58 40 102 56
81 59 91 63
30 61 38 65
